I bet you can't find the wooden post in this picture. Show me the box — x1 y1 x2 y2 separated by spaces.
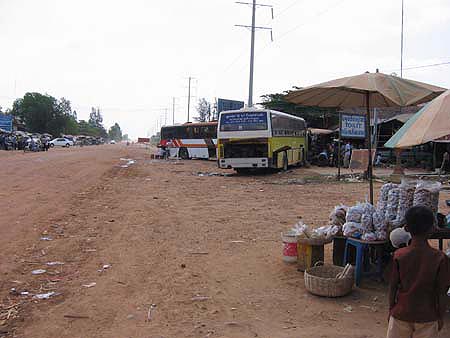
366 92 374 205
337 112 342 180
393 148 405 175
433 142 436 171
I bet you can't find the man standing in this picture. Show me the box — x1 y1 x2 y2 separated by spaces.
343 141 352 168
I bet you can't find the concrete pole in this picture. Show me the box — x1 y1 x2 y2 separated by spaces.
187 77 191 122
248 0 256 107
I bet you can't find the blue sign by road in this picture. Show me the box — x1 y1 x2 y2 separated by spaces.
217 98 244 113
341 114 366 139
0 114 12 132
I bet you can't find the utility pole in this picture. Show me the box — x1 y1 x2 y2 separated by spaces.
164 108 168 126
187 77 192 122
235 1 273 107
172 97 176 125
400 0 404 78
248 0 256 107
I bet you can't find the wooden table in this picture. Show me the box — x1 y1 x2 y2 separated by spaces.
429 228 450 250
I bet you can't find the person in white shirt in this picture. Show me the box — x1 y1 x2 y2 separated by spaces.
343 142 352 167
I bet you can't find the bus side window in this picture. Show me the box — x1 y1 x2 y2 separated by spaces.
193 127 200 138
199 126 207 138
202 126 213 138
185 127 191 138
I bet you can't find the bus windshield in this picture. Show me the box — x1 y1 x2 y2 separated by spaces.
219 111 268 132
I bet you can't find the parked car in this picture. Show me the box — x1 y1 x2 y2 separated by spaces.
49 138 74 148
110 140 116 144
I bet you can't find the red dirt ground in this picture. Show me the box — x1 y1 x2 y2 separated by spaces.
1 145 449 338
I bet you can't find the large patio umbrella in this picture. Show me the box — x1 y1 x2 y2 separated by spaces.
385 89 450 148
285 71 446 204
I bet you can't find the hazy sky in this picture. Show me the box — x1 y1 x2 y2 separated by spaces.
0 0 449 138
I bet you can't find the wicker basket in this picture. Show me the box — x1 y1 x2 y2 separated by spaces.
304 263 354 297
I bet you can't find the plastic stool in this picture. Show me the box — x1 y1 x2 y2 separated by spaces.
343 238 387 287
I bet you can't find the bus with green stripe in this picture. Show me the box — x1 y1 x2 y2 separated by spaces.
217 108 307 172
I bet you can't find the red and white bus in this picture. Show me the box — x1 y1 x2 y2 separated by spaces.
159 122 218 159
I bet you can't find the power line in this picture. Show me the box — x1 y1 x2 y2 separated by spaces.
235 0 273 107
272 0 304 21
220 0 303 77
273 0 347 43
390 60 450 72
220 0 346 80
230 0 346 78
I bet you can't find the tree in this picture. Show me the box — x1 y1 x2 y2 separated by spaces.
57 97 73 116
195 98 211 122
260 90 339 129
122 134 129 141
87 107 107 138
89 107 103 128
10 92 78 136
65 117 79 135
108 123 123 141
78 120 100 136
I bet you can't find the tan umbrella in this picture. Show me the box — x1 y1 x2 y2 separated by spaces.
385 89 450 148
286 71 446 203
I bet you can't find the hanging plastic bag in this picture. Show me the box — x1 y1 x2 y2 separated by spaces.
377 183 398 211
394 178 417 227
413 181 441 214
346 204 365 223
386 188 401 224
372 210 387 231
360 202 376 233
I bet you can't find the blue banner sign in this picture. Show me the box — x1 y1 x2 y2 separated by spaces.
0 114 12 132
341 114 366 139
217 98 244 113
220 111 268 131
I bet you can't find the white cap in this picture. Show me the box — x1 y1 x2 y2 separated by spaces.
390 227 412 248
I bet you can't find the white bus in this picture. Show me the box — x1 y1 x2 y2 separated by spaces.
159 122 217 159
217 108 307 172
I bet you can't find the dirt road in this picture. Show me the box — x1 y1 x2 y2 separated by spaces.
1 145 448 338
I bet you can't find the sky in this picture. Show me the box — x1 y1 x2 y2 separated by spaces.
0 0 449 138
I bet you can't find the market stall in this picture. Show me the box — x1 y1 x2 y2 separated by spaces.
282 177 449 289
286 71 445 203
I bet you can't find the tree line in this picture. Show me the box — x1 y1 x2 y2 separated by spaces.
3 92 124 141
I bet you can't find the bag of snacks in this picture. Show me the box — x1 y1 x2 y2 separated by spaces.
377 183 398 211
329 205 348 226
361 232 377 241
413 181 441 214
375 229 387 240
343 222 364 238
346 204 365 223
291 221 312 238
394 179 417 227
372 210 386 231
360 202 376 233
386 188 400 223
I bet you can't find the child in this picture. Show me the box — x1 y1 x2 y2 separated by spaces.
387 206 450 338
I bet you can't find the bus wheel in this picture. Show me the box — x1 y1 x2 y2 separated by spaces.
282 152 288 171
179 147 189 159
